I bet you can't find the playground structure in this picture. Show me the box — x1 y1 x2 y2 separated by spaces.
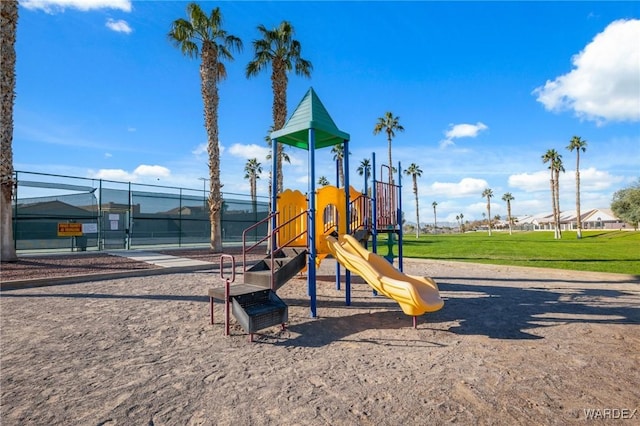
208 88 443 340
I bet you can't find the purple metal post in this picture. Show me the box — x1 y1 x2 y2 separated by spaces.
219 254 235 337
225 278 230 336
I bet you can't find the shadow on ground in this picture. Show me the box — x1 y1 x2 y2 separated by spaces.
3 275 638 347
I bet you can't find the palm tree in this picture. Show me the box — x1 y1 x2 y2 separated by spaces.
502 192 515 235
318 176 330 186
542 149 562 239
169 3 242 251
373 112 404 185
553 155 565 239
404 163 423 238
356 158 371 194
246 21 312 194
432 201 438 234
567 136 587 239
459 213 464 233
0 0 18 262
482 188 494 236
244 158 262 212
331 144 346 188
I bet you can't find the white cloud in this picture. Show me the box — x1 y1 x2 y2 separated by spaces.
191 143 207 156
445 122 489 139
570 167 624 191
438 139 454 149
104 152 112 158
509 167 624 193
533 19 640 124
508 170 550 192
105 18 133 34
21 0 132 13
90 168 134 181
468 201 490 218
429 177 488 198
105 18 132 34
228 143 270 161
133 165 170 178
89 164 170 182
440 122 488 148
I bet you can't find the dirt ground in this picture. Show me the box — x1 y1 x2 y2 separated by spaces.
1 258 639 425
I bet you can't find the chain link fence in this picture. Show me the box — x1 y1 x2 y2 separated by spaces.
12 171 268 252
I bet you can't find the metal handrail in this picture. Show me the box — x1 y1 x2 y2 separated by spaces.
242 209 309 290
272 209 309 251
242 211 278 273
349 194 372 234
219 254 235 336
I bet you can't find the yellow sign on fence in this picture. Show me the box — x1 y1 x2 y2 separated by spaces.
58 223 83 237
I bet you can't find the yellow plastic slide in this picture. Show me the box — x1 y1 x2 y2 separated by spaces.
325 234 444 316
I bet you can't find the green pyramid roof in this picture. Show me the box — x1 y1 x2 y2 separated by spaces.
270 87 350 150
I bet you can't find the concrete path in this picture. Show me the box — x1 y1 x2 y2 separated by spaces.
2 250 218 290
108 251 214 268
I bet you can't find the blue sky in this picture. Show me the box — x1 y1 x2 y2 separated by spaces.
13 0 640 224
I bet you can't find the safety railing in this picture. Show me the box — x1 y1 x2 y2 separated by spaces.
242 209 309 290
350 194 372 234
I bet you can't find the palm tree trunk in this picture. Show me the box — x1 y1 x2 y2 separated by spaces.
554 170 562 239
0 0 18 262
549 176 557 238
387 133 394 185
250 175 257 214
201 43 223 251
487 200 492 237
272 60 287 194
507 202 513 235
433 207 437 234
413 176 419 238
576 153 582 239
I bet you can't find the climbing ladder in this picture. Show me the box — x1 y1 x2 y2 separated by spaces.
208 210 308 341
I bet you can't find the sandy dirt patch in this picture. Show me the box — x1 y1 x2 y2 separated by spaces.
1 259 638 425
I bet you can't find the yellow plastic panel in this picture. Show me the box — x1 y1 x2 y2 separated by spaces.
277 189 307 247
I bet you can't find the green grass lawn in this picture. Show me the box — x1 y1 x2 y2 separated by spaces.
394 230 640 275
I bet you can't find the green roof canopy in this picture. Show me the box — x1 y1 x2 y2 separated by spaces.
270 87 350 150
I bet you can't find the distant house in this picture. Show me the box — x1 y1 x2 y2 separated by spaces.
516 212 552 231
13 200 96 248
516 208 629 231
580 208 627 230
15 199 94 218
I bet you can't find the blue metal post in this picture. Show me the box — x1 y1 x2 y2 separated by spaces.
344 139 351 306
271 138 278 253
308 129 317 318
335 154 341 291
371 152 378 253
364 160 369 243
370 152 378 297
397 161 404 272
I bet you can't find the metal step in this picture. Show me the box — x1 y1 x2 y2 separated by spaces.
244 248 307 290
231 289 288 334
